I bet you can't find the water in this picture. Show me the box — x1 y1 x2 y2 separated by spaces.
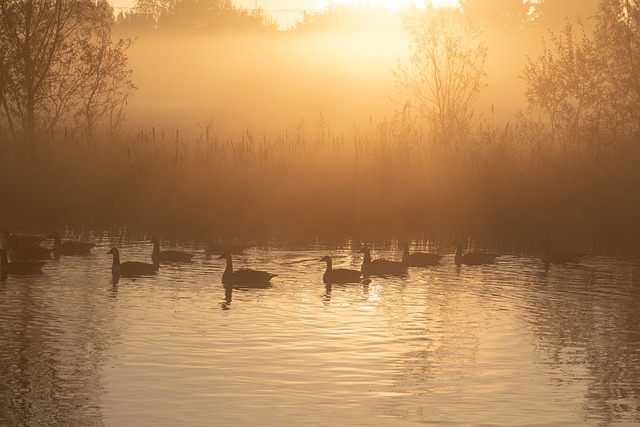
1 236 640 426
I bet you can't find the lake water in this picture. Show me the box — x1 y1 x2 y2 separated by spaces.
1 234 640 426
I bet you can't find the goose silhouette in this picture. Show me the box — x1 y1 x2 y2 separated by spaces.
218 252 275 287
400 241 442 266
359 245 407 276
50 232 94 255
453 240 497 266
108 247 158 277
321 255 362 284
151 236 194 263
8 241 52 261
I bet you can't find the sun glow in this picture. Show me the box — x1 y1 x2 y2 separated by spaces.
331 0 458 11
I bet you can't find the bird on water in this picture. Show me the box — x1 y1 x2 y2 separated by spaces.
400 241 442 267
49 231 94 255
320 255 363 284
151 236 194 263
108 247 158 277
453 240 497 266
359 245 407 276
218 252 276 287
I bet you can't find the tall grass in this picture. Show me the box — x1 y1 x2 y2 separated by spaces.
1 113 639 252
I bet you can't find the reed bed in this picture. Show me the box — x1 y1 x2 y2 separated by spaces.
1 117 639 252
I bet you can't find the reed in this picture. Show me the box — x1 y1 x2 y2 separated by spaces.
1 114 639 250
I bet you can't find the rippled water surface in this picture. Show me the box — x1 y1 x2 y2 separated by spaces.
1 235 640 426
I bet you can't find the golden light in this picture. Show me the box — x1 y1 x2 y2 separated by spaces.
331 0 459 11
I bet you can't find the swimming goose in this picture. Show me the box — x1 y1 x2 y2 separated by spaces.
218 252 275 287
401 241 442 266
108 247 158 277
321 256 362 284
540 241 581 268
8 241 52 261
204 232 246 258
0 248 45 274
50 232 94 255
453 240 497 266
0 227 44 249
151 236 194 263
359 245 407 276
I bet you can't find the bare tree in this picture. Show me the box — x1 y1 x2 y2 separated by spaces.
394 4 487 145
0 0 134 146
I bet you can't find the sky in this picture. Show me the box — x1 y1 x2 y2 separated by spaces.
109 0 458 29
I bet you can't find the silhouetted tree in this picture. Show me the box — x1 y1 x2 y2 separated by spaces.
394 4 487 145
594 0 640 135
0 0 134 146
458 0 534 29
523 22 605 146
523 0 640 146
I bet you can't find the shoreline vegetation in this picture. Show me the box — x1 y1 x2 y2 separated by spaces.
1 115 639 254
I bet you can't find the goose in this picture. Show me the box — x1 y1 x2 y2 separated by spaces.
359 245 407 276
0 227 43 249
49 232 94 255
0 248 45 275
151 236 194 263
108 247 158 277
401 241 442 266
321 256 362 284
540 241 581 268
204 232 246 258
218 252 275 287
453 240 497 266
8 241 52 261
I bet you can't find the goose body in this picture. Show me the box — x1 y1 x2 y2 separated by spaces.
321 256 362 284
108 247 158 277
218 252 275 287
151 236 194 263
541 241 581 267
9 242 52 261
454 241 497 266
50 232 94 255
401 242 442 266
360 246 407 276
1 249 45 274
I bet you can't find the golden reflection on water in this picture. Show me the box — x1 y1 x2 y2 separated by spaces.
1 236 639 426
